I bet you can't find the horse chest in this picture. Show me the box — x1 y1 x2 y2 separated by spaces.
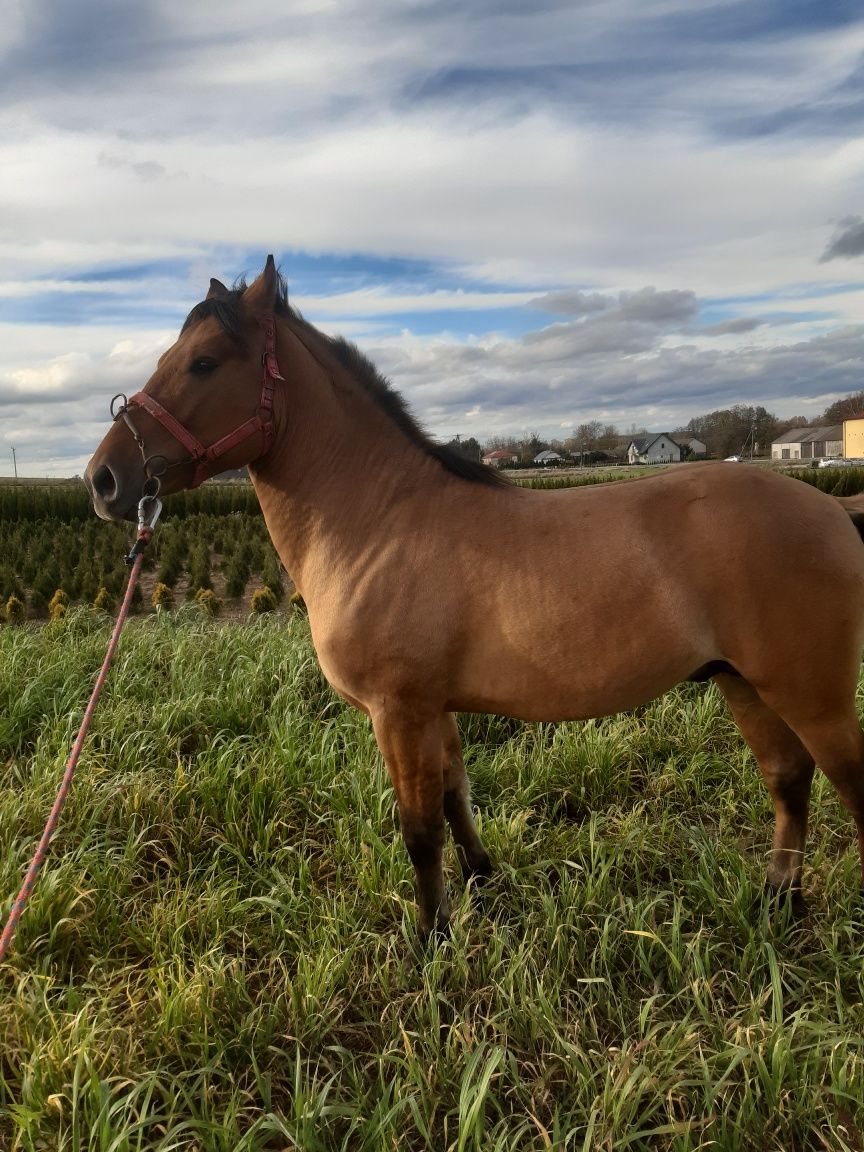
309 610 450 712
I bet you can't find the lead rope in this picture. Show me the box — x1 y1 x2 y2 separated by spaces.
0 493 162 964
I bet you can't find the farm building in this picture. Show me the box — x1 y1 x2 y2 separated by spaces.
771 429 805 460
626 434 681 465
482 449 519 468
771 426 842 461
533 449 565 465
676 436 707 458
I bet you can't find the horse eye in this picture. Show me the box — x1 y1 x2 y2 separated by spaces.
190 357 218 375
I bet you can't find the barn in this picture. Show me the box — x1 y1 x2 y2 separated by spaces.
771 426 842 461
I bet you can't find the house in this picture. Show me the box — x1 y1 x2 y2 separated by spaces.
626 434 681 465
482 449 518 468
533 449 564 466
771 426 842 461
676 436 707 459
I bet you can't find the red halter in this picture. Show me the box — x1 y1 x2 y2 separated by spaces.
111 314 284 490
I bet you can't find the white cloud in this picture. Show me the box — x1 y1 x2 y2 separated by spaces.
2 1 864 473
0 113 856 297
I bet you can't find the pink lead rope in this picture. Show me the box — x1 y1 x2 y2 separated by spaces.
0 495 161 964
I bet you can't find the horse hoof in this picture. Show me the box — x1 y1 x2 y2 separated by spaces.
414 922 451 954
415 905 452 947
765 881 807 917
460 853 493 885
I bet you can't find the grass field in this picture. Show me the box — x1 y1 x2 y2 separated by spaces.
1 609 863 1150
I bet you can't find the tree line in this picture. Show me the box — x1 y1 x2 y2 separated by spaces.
444 393 863 466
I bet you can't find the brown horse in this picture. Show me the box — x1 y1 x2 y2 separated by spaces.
85 256 864 937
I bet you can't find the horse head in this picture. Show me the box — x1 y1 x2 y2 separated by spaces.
85 256 284 520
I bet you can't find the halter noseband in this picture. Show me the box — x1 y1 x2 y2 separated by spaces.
110 313 285 491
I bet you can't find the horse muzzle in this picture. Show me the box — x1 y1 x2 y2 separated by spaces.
84 458 141 522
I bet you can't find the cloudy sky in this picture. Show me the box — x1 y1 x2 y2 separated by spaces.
2 0 864 474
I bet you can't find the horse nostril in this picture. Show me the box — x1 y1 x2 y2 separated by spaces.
91 464 117 502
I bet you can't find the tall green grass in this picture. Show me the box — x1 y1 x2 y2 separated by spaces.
1 611 862 1149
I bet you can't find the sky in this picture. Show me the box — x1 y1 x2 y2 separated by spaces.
2 0 864 475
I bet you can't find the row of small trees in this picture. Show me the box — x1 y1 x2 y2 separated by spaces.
0 482 262 523
0 485 287 620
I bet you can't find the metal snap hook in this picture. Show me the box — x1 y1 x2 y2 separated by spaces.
137 494 162 532
126 492 162 564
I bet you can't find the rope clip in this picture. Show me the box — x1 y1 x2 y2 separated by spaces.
124 494 162 566
137 493 162 533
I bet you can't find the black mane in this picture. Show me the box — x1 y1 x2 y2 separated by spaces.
183 272 509 489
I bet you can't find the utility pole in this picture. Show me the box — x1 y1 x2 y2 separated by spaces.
11 447 17 482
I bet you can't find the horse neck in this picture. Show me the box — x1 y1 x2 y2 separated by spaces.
248 317 442 595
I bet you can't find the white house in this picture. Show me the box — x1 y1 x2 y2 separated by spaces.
626 434 681 465
533 449 564 466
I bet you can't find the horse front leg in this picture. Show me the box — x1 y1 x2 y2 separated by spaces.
372 706 449 938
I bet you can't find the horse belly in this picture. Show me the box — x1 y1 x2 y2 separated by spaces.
446 576 710 722
448 650 701 722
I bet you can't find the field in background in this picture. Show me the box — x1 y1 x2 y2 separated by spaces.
512 463 864 494
3 466 864 621
1 611 863 1150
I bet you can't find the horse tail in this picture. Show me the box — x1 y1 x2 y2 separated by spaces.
837 494 864 543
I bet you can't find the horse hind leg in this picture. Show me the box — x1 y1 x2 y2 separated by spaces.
714 673 816 901
766 704 864 895
441 713 492 883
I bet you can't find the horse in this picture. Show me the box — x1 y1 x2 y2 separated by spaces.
85 256 864 939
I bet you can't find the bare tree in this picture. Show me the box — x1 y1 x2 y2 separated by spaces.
822 391 864 424
573 421 603 464
684 405 779 459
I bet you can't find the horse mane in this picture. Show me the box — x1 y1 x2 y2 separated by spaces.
182 273 510 489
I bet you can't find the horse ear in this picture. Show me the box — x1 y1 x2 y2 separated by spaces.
243 254 279 317
206 277 228 299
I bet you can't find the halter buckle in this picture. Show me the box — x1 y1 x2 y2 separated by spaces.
262 350 285 382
